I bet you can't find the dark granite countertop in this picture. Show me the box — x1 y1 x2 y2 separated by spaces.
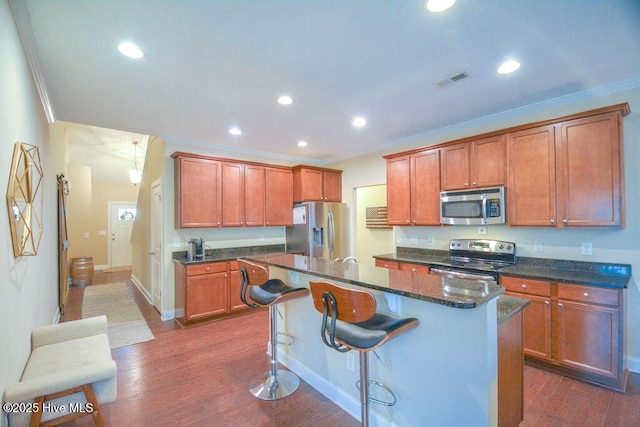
243 253 504 309
497 295 530 325
373 248 631 289
172 244 286 265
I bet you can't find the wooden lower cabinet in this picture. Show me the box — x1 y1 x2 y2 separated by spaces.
375 259 400 269
502 276 626 391
175 260 255 323
375 259 430 274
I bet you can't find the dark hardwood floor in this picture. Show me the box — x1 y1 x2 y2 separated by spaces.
59 270 640 426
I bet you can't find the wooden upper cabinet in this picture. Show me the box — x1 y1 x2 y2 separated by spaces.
386 155 411 225
508 111 624 227
507 125 558 226
292 166 342 202
221 162 265 227
472 135 505 188
243 164 266 226
557 112 623 227
265 167 293 226
440 143 470 190
174 155 221 228
411 149 441 225
440 136 505 191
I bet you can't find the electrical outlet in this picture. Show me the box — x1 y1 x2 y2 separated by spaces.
427 236 435 245
581 242 593 256
477 226 487 235
346 353 355 372
173 238 181 248
534 241 544 252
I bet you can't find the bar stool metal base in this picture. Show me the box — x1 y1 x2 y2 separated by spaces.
249 369 300 400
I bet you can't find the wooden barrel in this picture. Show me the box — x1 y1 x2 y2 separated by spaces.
70 257 94 285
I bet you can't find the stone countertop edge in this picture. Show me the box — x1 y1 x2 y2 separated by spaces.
497 295 530 325
172 244 286 265
373 251 631 289
243 253 505 310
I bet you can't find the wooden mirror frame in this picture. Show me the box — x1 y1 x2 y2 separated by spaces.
6 142 43 257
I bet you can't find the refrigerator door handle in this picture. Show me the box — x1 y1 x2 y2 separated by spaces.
327 212 335 255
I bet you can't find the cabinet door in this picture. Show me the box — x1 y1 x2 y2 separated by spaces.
507 125 557 226
554 299 620 379
228 263 247 313
221 162 245 227
411 150 441 225
440 143 470 190
265 168 293 226
323 171 342 202
557 112 622 226
386 156 411 225
185 272 228 321
175 157 221 228
294 168 324 202
471 135 505 188
522 294 552 360
244 165 265 226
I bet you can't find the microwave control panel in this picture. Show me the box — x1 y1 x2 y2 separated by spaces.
487 198 501 218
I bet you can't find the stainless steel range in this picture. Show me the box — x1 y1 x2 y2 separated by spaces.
430 239 516 281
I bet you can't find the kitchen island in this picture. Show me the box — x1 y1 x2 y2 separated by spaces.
243 253 520 426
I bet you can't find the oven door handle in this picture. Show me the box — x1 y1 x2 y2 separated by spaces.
430 268 496 282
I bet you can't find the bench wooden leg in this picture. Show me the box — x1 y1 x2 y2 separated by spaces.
29 384 106 427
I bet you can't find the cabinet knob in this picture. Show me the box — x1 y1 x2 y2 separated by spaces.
406 220 410 223
472 181 477 186
550 219 556 224
562 219 568 224
545 300 550 305
206 267 210 271
584 292 590 298
558 303 564 308
521 284 527 289
464 182 469 187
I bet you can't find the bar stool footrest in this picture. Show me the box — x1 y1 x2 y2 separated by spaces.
356 379 398 407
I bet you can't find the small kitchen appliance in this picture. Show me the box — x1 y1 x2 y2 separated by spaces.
188 237 205 259
440 186 506 225
429 239 516 281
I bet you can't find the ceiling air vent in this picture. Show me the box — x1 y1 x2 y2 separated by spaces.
433 71 471 89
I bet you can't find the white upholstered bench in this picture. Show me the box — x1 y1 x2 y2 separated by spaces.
4 316 117 427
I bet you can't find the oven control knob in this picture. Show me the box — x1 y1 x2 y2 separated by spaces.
499 244 504 249
507 245 512 250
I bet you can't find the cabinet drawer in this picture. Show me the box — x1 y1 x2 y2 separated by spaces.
186 262 227 276
399 262 430 274
557 283 619 307
501 276 551 296
375 259 399 269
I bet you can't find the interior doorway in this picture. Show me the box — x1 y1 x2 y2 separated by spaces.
108 202 136 269
151 180 163 315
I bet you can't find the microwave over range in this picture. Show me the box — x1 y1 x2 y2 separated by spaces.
440 186 506 225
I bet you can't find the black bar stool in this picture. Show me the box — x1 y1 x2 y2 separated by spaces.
309 281 419 427
238 259 309 400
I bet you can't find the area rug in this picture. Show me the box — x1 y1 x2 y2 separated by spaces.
82 282 154 349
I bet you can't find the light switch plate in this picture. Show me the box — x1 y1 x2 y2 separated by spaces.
534 241 543 252
581 242 593 256
477 226 487 235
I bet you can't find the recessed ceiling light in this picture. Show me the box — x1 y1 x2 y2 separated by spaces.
117 42 144 59
297 140 308 147
426 0 456 13
497 60 521 74
228 127 242 136
352 117 367 128
277 95 294 105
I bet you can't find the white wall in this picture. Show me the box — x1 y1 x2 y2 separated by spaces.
355 185 393 266
329 86 640 371
1 1 60 425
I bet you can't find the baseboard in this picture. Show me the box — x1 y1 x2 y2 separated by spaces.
627 355 640 374
278 352 398 427
52 307 61 325
130 273 152 304
161 309 176 321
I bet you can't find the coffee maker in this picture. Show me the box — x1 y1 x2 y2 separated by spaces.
187 237 205 259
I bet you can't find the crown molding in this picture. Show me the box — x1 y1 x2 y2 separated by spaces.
9 0 55 123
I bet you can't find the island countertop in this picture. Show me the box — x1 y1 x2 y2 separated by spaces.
243 253 504 309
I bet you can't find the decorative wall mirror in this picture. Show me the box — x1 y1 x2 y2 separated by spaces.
6 142 43 257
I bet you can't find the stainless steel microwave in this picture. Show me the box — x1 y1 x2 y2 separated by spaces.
440 186 506 225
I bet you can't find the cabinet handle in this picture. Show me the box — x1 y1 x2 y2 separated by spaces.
406 220 410 223
464 182 469 187
521 284 527 289
472 181 477 186
206 267 210 271
550 219 555 224
558 303 564 308
584 292 590 298
545 300 550 305
562 219 568 224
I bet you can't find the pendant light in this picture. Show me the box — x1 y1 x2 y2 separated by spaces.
128 140 143 185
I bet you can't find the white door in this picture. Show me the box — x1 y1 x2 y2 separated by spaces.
109 202 136 268
151 181 163 314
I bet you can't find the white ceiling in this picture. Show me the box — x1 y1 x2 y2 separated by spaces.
19 0 640 177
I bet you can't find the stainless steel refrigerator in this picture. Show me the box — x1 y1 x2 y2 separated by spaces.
286 202 348 260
